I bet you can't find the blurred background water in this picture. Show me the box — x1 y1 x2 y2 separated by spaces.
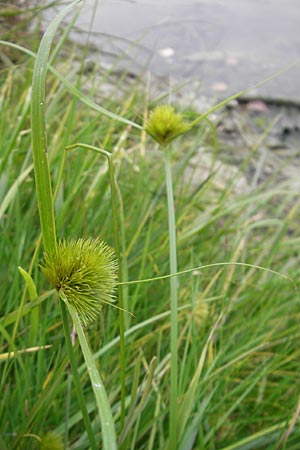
50 0 300 101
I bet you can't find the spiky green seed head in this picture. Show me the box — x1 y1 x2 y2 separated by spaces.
145 105 192 147
193 300 209 326
41 238 118 326
40 431 64 450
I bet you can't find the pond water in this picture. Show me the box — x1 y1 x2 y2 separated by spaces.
43 0 300 187
62 0 300 101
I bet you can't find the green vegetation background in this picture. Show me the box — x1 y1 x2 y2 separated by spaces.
0 2 299 449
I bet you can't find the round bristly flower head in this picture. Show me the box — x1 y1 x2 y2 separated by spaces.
145 104 192 147
41 238 118 326
40 431 64 450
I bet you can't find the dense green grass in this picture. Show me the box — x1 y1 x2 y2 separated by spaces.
1 2 300 449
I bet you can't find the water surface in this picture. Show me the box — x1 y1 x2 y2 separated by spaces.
49 0 300 100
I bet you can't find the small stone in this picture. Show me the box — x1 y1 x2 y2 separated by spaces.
211 82 228 92
246 100 269 113
158 47 175 58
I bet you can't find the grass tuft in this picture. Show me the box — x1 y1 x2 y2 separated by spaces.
0 2 300 450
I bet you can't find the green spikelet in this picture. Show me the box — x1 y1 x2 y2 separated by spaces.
145 104 191 147
41 237 118 326
40 431 64 450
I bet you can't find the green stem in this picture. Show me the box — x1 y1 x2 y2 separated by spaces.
65 143 126 429
108 158 127 431
164 148 178 449
64 367 72 449
67 302 118 450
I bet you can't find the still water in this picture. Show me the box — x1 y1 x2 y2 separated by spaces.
47 0 300 100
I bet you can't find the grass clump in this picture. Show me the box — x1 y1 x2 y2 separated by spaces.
0 2 300 450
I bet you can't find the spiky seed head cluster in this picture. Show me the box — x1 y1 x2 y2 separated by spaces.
145 104 192 147
41 238 118 326
40 431 64 450
193 300 209 326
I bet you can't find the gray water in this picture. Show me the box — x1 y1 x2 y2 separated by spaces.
44 0 300 188
66 0 300 101
45 0 300 101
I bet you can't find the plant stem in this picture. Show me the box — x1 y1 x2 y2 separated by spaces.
108 159 127 431
164 148 178 449
67 302 118 450
60 300 98 450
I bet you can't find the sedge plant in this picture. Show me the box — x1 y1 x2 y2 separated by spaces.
2 1 299 448
145 104 192 449
60 142 128 430
144 94 298 449
28 2 128 449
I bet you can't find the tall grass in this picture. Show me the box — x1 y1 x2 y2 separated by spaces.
1 2 300 450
